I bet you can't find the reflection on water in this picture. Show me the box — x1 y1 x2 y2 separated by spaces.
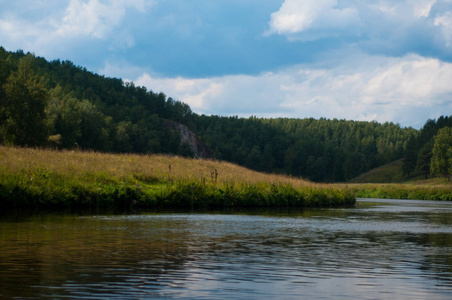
1 199 452 299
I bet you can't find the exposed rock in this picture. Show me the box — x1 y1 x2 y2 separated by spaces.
166 121 215 159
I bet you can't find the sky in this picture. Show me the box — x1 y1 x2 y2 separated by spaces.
1 0 452 128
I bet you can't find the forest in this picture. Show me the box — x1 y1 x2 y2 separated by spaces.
0 48 451 182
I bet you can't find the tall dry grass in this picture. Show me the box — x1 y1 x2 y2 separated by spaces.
1 146 356 211
0 145 316 187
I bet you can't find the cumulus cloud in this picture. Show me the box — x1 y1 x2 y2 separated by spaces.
133 54 452 127
134 72 288 114
435 11 452 46
362 56 452 105
265 0 452 50
0 0 153 57
266 0 361 40
370 0 436 18
56 0 152 39
412 0 436 18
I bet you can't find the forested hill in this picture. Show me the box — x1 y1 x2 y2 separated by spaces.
0 48 441 182
402 116 452 179
189 116 415 181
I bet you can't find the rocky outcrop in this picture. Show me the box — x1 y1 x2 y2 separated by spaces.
166 121 215 159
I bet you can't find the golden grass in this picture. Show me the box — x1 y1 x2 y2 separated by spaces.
1 146 358 210
0 145 316 188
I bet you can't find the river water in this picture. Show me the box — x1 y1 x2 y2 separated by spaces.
1 199 452 299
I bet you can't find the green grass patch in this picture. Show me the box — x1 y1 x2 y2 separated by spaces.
350 183 452 201
0 167 355 211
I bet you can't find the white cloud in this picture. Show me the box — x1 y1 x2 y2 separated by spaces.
372 0 436 18
266 0 360 39
134 72 287 114
412 0 436 18
135 74 225 111
266 0 449 43
435 11 452 46
56 0 153 39
362 55 452 105
0 0 153 57
132 54 452 127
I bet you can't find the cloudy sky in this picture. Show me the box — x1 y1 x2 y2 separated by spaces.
1 0 452 128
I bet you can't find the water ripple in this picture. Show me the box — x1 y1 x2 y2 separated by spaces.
1 199 452 299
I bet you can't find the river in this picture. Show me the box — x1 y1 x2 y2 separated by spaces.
1 199 452 299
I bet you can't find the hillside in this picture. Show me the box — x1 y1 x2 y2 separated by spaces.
347 158 452 201
348 159 444 183
349 159 407 183
0 47 445 182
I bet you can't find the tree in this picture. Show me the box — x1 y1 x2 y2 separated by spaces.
430 127 452 179
1 55 49 146
402 134 418 176
55 97 83 148
416 140 433 179
114 121 134 153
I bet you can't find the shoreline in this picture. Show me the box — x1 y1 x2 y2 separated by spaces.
0 173 356 212
2 145 451 214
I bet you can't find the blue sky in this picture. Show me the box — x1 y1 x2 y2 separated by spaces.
1 0 452 128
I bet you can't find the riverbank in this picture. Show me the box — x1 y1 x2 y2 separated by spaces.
0 146 355 211
346 158 452 200
348 180 452 201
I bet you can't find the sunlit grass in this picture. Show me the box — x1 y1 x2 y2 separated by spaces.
345 181 452 201
0 146 355 210
0 146 316 185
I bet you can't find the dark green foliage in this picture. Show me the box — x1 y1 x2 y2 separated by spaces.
1 55 49 146
402 116 452 179
179 142 195 158
0 50 186 154
402 134 418 176
190 116 414 182
430 127 452 178
416 140 433 179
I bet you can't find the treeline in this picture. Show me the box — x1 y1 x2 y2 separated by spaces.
0 48 441 182
189 115 415 181
403 116 452 179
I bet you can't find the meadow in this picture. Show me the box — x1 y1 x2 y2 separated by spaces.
348 179 452 201
346 158 452 200
0 146 355 211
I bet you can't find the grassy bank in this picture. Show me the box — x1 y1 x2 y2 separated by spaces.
348 179 452 201
0 146 355 211
346 158 452 200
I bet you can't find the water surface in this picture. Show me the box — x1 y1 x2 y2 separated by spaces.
1 199 452 299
